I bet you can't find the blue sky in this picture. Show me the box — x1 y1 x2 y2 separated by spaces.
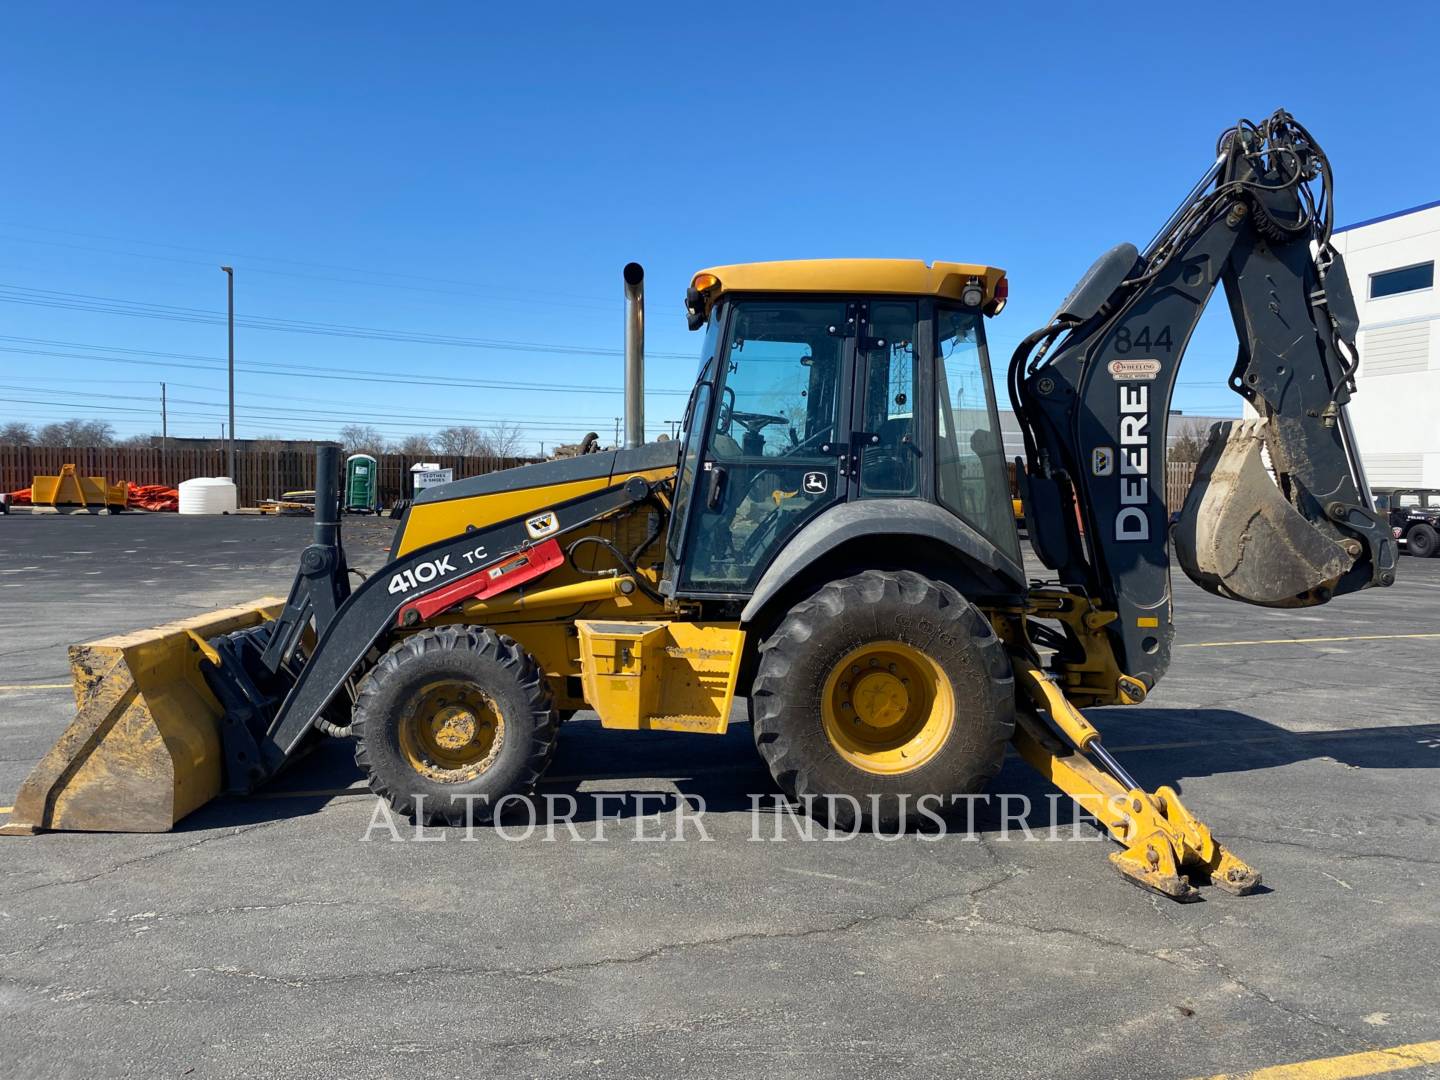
2 2 1437 454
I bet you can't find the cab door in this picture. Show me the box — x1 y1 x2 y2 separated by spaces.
850 299 924 501
671 298 854 596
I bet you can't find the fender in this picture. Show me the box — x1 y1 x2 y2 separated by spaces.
740 500 1025 625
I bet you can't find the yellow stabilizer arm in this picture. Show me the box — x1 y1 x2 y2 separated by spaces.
1012 659 1260 901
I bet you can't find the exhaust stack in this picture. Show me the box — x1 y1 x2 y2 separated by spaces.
623 262 645 449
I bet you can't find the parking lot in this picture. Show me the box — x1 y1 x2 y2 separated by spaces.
2 513 1438 1079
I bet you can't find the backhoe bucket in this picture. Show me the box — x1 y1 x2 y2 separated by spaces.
1 599 284 835
1174 419 1351 607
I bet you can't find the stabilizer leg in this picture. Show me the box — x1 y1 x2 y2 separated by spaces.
1012 661 1260 900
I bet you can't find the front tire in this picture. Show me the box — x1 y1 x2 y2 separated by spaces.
1407 523 1438 558
752 570 1014 829
353 626 557 826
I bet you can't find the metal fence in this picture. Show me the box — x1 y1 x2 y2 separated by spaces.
0 445 536 508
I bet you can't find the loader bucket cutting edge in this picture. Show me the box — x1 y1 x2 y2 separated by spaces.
1174 418 1352 608
0 598 286 836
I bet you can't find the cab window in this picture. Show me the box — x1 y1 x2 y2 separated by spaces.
934 306 1020 563
858 300 919 497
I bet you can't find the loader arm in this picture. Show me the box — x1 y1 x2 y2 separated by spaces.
1012 109 1397 695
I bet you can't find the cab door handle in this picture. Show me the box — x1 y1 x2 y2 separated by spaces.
706 465 727 509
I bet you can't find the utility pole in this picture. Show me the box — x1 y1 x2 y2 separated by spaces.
161 382 167 450
221 265 235 479
665 419 680 439
613 417 621 447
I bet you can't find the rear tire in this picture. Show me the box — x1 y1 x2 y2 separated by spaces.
1407 523 1438 558
752 570 1014 830
353 626 557 826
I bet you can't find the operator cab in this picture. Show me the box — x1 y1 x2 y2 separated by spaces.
662 259 1021 599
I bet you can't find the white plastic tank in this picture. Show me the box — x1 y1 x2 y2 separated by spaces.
178 477 238 515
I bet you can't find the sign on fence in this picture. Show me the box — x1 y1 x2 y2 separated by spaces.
410 466 455 494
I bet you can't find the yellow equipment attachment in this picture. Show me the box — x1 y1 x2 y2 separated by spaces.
31 464 128 510
0 599 283 835
1012 660 1260 901
576 619 746 734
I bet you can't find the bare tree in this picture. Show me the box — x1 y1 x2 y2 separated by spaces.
394 432 436 457
339 424 386 456
119 433 158 448
35 419 115 446
1168 420 1212 464
247 433 296 452
485 420 524 458
0 421 34 445
435 425 488 456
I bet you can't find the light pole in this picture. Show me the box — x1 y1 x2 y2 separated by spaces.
220 265 235 479
161 382 167 450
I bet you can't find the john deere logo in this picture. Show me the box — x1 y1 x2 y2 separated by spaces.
802 472 828 494
524 511 559 539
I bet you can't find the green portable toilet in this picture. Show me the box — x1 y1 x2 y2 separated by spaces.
344 453 379 513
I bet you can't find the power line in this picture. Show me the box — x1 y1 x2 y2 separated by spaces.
0 282 696 360
0 342 692 397
0 221 619 304
0 233 616 311
0 393 606 434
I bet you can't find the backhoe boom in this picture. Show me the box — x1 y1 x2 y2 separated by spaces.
1012 109 1397 694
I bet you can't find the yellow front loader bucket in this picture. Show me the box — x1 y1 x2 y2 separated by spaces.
1 599 284 835
31 464 128 510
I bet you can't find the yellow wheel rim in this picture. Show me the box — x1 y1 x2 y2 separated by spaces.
820 641 954 775
398 680 505 783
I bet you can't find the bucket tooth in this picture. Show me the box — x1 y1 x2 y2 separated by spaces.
1174 418 1352 607
1 599 284 835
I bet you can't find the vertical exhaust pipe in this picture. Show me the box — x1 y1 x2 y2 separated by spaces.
314 443 341 549
623 262 645 449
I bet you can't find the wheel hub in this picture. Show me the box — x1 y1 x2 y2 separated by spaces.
849 670 910 728
400 682 505 782
821 642 954 775
430 705 480 751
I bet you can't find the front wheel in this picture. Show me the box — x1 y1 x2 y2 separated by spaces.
751 570 1014 830
353 626 557 825
1407 523 1438 558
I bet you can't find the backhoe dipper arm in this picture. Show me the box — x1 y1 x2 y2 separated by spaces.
1012 110 1397 694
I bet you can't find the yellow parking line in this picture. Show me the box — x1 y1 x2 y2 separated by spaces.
0 806 11 815
0 682 71 691
1196 1040 1440 1079
1180 633 1440 649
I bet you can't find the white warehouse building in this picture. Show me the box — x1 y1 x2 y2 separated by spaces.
1331 199 1440 488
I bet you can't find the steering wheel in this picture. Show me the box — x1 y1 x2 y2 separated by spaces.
728 410 788 436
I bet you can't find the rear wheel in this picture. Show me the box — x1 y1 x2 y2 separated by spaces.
353 626 557 826
1407 523 1438 558
752 570 1014 829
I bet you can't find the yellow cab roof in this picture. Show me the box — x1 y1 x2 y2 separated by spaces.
691 258 1006 304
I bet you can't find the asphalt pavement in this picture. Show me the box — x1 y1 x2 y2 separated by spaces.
1 513 1437 1079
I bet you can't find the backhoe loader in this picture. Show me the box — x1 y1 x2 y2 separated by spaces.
3 110 1397 901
